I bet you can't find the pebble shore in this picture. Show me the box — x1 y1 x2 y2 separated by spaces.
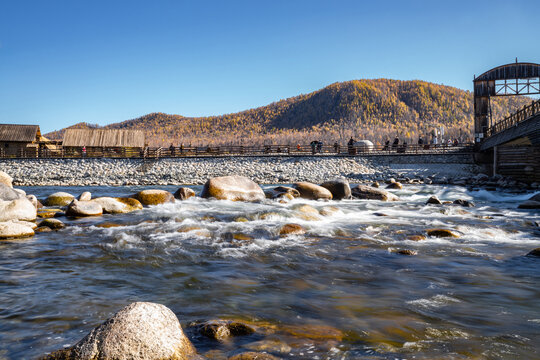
0 155 484 187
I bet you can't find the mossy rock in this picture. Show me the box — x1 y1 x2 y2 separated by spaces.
228 352 280 360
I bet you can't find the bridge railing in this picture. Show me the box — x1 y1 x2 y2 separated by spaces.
486 98 540 137
0 143 474 159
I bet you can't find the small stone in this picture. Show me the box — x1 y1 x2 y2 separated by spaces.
371 182 380 188
407 235 426 241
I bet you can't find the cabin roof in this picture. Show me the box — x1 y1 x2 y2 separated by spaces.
62 129 145 147
0 124 40 142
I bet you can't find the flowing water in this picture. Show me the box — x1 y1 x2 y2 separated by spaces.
1 184 539 360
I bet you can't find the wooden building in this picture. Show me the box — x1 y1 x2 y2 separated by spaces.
62 129 146 157
0 124 42 157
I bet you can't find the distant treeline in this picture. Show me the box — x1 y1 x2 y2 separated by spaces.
46 79 532 146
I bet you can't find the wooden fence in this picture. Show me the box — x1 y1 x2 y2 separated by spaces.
487 98 540 137
0 143 474 159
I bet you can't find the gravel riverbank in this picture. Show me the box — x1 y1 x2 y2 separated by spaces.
0 154 483 186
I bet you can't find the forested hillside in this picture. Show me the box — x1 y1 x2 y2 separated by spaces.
46 79 532 146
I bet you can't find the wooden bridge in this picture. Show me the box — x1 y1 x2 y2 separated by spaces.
474 61 540 182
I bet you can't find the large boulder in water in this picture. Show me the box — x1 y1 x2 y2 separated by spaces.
201 176 265 202
66 200 103 217
0 183 21 201
293 182 332 200
351 185 399 201
0 221 35 239
0 171 13 188
45 302 197 360
320 179 351 200
135 190 175 206
45 192 75 207
92 197 143 214
0 197 37 222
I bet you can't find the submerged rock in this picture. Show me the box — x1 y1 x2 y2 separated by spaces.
453 199 475 207
320 179 351 200
0 197 37 222
135 190 175 206
45 192 75 207
407 235 426 241
92 197 143 214
201 176 265 202
194 320 255 341
0 221 35 239
518 200 540 209
527 248 540 257
279 223 306 236
174 187 196 200
351 185 399 201
293 182 332 200
397 249 417 255
44 302 196 360
66 200 103 217
427 229 459 238
228 352 280 360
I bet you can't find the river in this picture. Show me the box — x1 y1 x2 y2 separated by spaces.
1 184 539 359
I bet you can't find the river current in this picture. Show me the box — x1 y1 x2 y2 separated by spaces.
1 184 539 360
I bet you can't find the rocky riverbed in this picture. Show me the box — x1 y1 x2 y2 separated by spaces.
0 155 501 187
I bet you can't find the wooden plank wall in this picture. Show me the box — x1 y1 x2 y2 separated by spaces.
497 145 540 182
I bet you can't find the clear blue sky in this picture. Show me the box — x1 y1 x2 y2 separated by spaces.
1 0 538 133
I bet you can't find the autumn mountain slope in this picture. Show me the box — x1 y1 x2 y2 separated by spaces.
46 79 531 146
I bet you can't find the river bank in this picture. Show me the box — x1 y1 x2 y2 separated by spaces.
0 154 491 187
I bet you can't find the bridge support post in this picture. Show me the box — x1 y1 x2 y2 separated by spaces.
493 146 497 176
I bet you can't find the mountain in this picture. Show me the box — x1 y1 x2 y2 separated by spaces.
45 79 532 146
